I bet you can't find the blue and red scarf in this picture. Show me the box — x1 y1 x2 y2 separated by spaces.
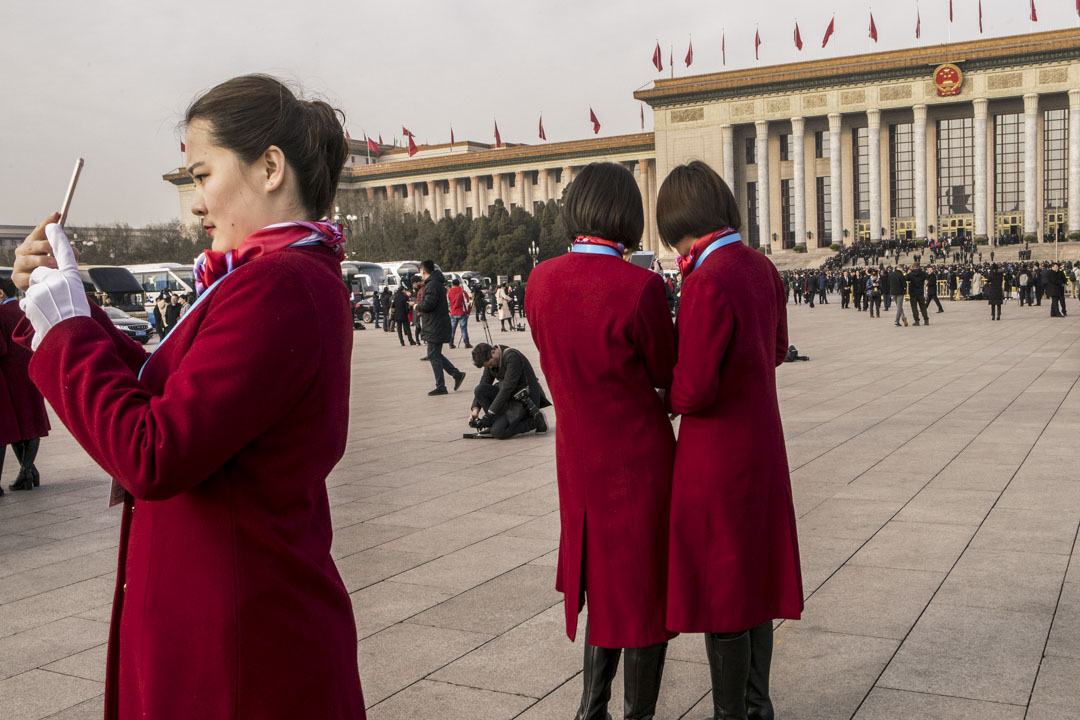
676 227 740 278
572 235 625 255
193 221 345 295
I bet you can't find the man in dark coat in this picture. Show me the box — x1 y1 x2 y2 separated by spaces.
927 266 944 313
380 288 393 332
469 343 551 439
1047 263 1068 318
1034 262 1045 306
391 288 415 346
416 260 466 395
888 266 908 326
905 262 930 326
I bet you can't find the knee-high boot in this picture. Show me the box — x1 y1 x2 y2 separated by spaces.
703 631 751 720
8 440 34 491
575 626 621 720
21 437 40 487
746 623 775 720
623 642 668 720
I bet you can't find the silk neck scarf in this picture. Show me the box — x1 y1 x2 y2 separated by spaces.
571 235 625 257
676 227 741 278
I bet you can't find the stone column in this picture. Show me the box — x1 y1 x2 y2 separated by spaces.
721 124 736 186
829 113 843 246
412 182 423 215
973 99 989 240
498 174 510 208
755 120 771 253
913 105 928 241
447 178 459 217
1024 93 1039 236
471 176 483 217
538 169 550 206
792 117 807 247
514 171 527 211
427 180 439 218
867 110 882 242
562 166 574 192
637 160 652 252
1070 90 1080 237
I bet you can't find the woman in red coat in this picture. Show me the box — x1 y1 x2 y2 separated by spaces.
526 162 677 720
13 75 365 719
657 161 803 720
0 277 50 494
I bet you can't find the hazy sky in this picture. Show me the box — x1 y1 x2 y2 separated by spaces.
3 0 1078 227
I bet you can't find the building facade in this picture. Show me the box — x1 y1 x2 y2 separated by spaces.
165 28 1080 262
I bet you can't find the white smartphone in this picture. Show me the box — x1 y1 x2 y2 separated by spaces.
58 158 84 228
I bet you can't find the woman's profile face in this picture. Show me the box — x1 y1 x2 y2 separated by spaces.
184 119 272 253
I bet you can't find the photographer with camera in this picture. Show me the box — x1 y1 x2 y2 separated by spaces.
468 343 549 439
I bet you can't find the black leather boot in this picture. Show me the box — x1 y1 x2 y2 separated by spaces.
746 623 775 720
8 441 32 491
21 438 40 487
575 626 621 720
623 641 668 720
703 631 751 720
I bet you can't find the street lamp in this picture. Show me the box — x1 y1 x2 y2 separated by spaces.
529 240 540 267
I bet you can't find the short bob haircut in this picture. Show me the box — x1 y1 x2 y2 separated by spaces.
656 160 742 249
561 162 643 252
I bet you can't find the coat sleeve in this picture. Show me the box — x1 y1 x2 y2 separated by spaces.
27 262 322 501
14 302 149 373
416 280 439 313
669 276 732 415
775 272 790 367
489 352 522 416
631 274 677 390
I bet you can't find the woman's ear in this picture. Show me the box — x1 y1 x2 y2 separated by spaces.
262 145 287 193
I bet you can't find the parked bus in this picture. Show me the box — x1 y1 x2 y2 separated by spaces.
81 266 148 318
125 263 196 316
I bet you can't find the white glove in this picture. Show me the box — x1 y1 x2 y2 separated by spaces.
20 223 90 351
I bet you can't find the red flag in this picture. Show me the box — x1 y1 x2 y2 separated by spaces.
979 0 984 32
494 120 501 148
669 47 673 78
755 28 761 59
407 134 417 157
949 0 954 22
180 140 186 153
367 137 381 157
344 129 350 140
450 127 455 145
1030 0 1037 21
685 37 693 67
722 31 726 65
869 11 878 42
916 8 921 38
539 114 546 141
1077 0 1079 18
378 134 383 145
402 126 414 138
822 17 835 47
652 42 663 72
794 21 803 51
640 104 645 130
589 108 601 135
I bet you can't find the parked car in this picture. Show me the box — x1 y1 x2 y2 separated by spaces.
104 306 154 344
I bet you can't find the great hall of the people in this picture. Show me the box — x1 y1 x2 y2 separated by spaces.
165 28 1080 262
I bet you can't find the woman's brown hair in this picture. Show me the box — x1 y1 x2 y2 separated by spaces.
655 160 742 249
184 75 349 220
561 162 644 252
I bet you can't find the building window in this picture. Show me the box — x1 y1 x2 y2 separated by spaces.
1045 108 1068 210
779 134 791 162
465 207 473 220
815 131 830 159
746 138 756 165
555 169 563 183
532 171 539 186
853 128 870 221
889 123 915 219
780 179 795 249
402 185 409 199
746 181 759 248
816 176 832 246
464 178 472 192
486 176 494 190
937 117 974 217
422 184 429 196
995 113 1024 214
442 180 450 194
509 175 516 188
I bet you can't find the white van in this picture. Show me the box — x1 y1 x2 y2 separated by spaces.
379 261 422 291
126 263 196 315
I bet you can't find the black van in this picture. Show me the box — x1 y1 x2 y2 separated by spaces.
80 266 147 319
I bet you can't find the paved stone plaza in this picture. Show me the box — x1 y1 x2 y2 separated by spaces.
1 296 1079 719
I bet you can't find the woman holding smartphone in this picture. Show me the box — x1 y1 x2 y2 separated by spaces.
14 75 365 718
526 162 677 720
657 161 803 720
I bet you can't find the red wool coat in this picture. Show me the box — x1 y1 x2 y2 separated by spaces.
667 242 803 633
19 247 365 719
526 253 677 649
0 299 50 445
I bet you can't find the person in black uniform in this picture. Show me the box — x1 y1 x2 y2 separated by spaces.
381 288 393 332
468 343 550 439
391 286 416 346
840 272 851 309
888 266 908 326
866 270 882 318
981 264 1005 320
1047 263 1067 318
905 262 930 326
926 266 944 313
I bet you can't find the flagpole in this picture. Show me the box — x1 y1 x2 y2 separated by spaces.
947 0 952 45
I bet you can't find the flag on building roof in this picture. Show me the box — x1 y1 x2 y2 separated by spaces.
450 127 455 145
494 120 501 148
869 11 878 41
979 0 984 32
379 134 383 145
949 0 954 22
669 46 673 78
640 104 645 130
367 137 381 157
402 126 414 138
794 21 803 51
344 129 350 140
685 37 693 67
755 28 761 59
722 31 727 65
652 42 663 72
180 140 186 153
916 7 922 38
407 134 417 157
539 114 546 141
822 17 835 47
590 108 601 135
1030 0 1037 22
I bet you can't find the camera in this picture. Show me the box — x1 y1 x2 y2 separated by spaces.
513 387 540 417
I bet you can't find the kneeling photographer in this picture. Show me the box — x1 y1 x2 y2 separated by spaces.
468 343 551 439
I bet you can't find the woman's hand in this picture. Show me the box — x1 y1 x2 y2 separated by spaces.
13 213 62 292
20 222 91 350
